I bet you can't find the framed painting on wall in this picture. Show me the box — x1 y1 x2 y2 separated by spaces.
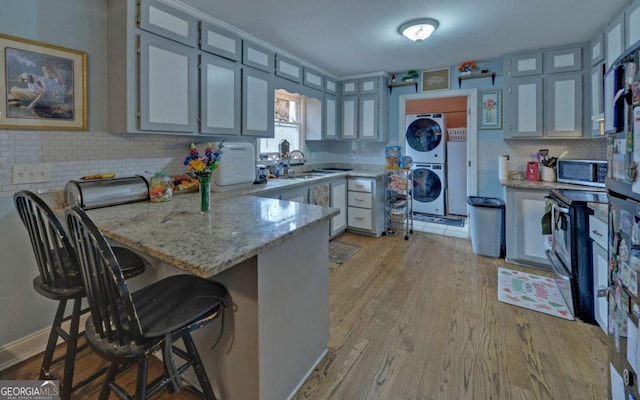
421 68 450 92
479 89 502 130
0 33 87 130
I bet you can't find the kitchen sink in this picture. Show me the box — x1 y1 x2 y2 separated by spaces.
278 173 326 180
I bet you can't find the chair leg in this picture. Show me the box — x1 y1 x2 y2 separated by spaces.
99 363 119 400
183 333 217 400
40 299 67 380
60 298 82 400
135 356 150 400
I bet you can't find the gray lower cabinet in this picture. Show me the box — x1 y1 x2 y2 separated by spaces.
347 177 385 237
504 187 550 269
242 67 274 137
330 179 347 238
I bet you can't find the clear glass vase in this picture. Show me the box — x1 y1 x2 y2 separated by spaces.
198 174 211 213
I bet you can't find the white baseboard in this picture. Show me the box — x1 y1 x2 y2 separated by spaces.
287 348 328 400
0 313 89 372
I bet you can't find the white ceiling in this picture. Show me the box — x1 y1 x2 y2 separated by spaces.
177 0 628 77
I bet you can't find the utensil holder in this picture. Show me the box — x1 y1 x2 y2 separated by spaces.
540 166 556 182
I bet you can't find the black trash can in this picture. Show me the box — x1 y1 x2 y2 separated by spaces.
467 196 505 257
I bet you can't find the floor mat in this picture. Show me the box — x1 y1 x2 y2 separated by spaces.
497 267 573 320
412 213 465 227
329 241 361 264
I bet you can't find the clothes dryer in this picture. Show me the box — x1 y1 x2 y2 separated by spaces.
405 113 446 163
412 163 446 216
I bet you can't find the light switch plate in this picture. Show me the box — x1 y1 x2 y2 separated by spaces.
13 164 51 184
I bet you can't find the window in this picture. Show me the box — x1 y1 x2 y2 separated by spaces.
259 89 304 160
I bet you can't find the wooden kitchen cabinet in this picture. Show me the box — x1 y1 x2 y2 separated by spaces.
341 96 358 139
506 51 542 77
504 187 550 269
504 76 543 137
241 40 274 73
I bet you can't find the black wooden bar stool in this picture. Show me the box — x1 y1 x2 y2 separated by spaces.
13 190 147 400
65 205 228 400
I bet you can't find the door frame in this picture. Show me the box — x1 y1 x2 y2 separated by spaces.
398 88 478 198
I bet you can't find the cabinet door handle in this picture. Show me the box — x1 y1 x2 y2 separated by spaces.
354 217 364 221
591 230 603 237
355 198 364 202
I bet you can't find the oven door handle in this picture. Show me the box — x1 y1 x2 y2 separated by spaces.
552 203 570 214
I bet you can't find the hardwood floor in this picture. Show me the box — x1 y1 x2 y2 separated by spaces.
0 231 607 399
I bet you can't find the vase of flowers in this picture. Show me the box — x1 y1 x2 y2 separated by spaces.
184 142 224 212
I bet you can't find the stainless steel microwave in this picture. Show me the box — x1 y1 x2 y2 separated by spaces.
556 159 607 187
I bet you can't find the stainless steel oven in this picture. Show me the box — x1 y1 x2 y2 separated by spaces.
545 189 608 323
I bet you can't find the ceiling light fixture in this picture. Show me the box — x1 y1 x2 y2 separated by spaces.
398 18 439 43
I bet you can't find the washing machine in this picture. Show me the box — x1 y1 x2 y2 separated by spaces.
412 163 446 216
405 113 446 163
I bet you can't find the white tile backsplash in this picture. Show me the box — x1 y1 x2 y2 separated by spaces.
0 130 198 195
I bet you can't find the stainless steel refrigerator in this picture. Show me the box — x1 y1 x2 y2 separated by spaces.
606 52 640 399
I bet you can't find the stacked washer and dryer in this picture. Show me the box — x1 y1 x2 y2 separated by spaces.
405 113 446 216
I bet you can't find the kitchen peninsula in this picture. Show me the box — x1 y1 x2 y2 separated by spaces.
84 192 338 400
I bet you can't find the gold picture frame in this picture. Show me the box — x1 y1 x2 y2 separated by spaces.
0 33 87 130
421 68 450 92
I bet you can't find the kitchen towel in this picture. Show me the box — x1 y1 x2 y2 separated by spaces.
498 155 508 181
497 267 573 320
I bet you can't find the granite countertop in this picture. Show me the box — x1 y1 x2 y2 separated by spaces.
86 193 338 279
500 179 607 192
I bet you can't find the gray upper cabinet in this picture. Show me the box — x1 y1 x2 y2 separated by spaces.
138 0 198 47
275 54 302 83
200 53 241 135
504 76 543 138
590 62 605 137
341 80 358 96
504 43 587 139
242 40 274 73
242 67 274 137
324 77 338 94
303 67 324 90
109 1 199 135
545 46 582 74
591 33 605 66
544 72 583 137
507 51 542 77
199 22 241 61
324 94 340 140
339 75 388 141
626 0 640 51
606 13 625 69
359 77 378 94
139 33 198 132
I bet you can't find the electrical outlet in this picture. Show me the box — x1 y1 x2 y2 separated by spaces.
13 164 51 184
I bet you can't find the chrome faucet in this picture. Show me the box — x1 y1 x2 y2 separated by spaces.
286 150 306 175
